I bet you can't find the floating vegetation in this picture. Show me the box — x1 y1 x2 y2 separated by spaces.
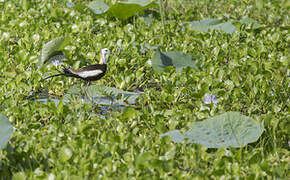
151 50 200 72
161 112 264 148
187 17 262 34
32 85 141 107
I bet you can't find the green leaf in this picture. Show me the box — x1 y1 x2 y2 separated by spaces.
161 112 264 148
59 147 73 161
87 0 109 14
0 114 14 149
151 50 198 72
12 172 27 180
88 0 157 20
40 37 67 65
239 17 262 29
121 107 139 119
187 19 237 34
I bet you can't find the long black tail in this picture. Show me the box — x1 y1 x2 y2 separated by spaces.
43 65 81 81
43 73 67 80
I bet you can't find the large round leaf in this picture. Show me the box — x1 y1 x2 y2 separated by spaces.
151 50 198 72
0 114 14 149
187 19 236 34
161 112 264 148
88 0 157 20
187 18 262 34
87 0 109 14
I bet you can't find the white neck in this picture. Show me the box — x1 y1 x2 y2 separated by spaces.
101 53 107 64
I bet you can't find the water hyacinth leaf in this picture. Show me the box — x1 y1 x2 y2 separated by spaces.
187 19 222 32
151 50 198 72
213 21 236 34
0 114 14 149
187 19 236 34
239 17 262 29
88 0 157 20
161 112 264 148
64 85 141 106
40 37 67 65
87 0 109 14
59 147 73 161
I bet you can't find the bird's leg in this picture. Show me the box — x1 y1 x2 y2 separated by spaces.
83 81 90 98
84 81 94 111
80 81 89 99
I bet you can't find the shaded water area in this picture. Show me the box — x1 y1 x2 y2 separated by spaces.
29 84 141 115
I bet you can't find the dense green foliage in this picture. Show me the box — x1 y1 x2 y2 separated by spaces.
0 0 289 179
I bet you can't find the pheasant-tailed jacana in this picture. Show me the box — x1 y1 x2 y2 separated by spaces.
44 48 111 82
44 48 112 101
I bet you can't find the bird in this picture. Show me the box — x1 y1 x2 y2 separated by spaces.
44 48 111 82
43 48 112 102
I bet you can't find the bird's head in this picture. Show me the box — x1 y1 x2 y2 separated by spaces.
100 48 111 64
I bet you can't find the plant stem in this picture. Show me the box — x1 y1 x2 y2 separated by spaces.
159 0 166 34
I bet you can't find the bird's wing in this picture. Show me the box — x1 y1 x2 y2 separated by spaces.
76 69 104 78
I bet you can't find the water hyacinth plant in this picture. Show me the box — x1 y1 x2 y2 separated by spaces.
0 0 289 179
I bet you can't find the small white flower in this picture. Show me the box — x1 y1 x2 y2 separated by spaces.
55 22 60 28
72 24 78 30
87 52 95 59
19 21 27 27
33 34 40 41
96 19 107 26
117 39 123 46
70 10 76 17
109 22 115 28
2 32 9 39
48 173 55 180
